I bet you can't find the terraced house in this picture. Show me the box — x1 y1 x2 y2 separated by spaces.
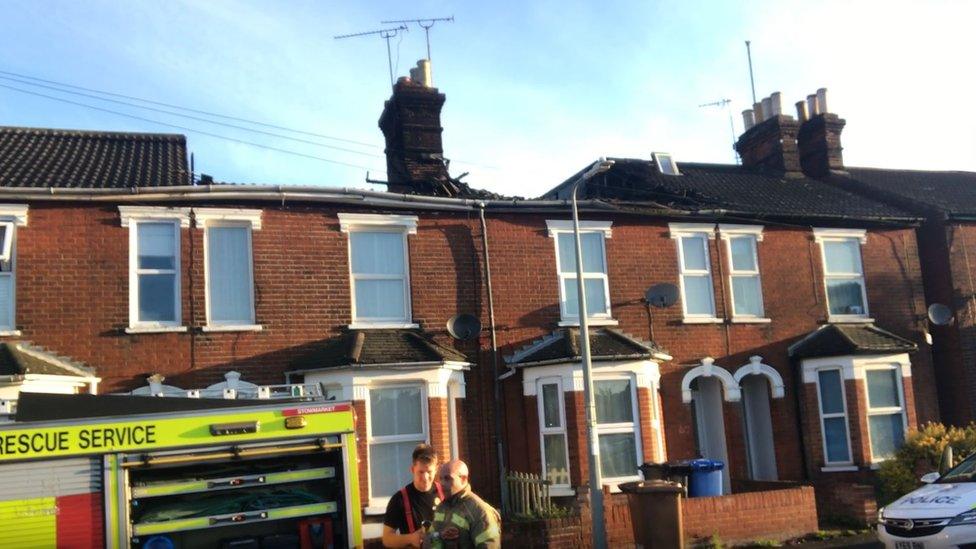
0 75 964 544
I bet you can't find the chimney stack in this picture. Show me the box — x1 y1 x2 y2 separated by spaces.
797 87 846 177
378 60 451 195
735 91 802 173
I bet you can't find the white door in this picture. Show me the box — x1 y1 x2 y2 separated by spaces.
741 375 778 480
691 376 730 494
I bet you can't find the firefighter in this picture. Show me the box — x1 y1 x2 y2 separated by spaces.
382 444 444 548
426 459 501 549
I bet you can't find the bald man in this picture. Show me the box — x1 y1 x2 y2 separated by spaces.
426 460 501 549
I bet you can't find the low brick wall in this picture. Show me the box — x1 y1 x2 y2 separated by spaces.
813 479 877 526
503 516 584 548
682 484 819 544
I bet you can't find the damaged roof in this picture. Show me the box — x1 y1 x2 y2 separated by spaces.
0 126 189 188
289 329 469 372
0 341 96 378
542 158 918 223
832 167 976 219
507 328 669 367
789 324 918 359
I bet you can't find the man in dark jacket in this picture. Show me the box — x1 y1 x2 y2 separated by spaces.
426 460 501 549
382 444 444 548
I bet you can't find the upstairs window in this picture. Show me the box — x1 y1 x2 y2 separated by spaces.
339 213 418 328
653 152 680 176
197 209 261 330
546 220 613 324
815 229 869 320
120 207 190 332
670 224 717 321
720 225 766 319
0 205 27 333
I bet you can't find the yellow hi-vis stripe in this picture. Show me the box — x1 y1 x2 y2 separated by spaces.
475 526 499 546
450 512 470 530
0 497 57 548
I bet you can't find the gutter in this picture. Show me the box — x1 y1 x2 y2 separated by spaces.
511 353 657 368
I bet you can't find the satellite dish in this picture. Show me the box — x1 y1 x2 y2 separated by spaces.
447 314 482 340
644 283 679 308
927 303 954 326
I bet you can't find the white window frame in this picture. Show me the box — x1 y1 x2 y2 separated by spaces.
670 224 719 323
653 152 680 176
863 365 908 463
813 228 871 323
196 209 262 332
594 374 643 485
719 225 768 322
546 220 615 326
536 377 572 491
366 382 429 509
0 205 28 336
814 367 854 466
120 207 190 334
339 213 418 329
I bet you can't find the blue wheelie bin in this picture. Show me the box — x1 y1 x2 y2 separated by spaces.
686 458 724 497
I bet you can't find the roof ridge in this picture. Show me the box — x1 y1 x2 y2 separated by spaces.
0 125 186 142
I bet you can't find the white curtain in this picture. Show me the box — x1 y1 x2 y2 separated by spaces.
208 226 252 323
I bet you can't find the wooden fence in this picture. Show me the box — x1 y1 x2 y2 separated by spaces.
506 470 567 516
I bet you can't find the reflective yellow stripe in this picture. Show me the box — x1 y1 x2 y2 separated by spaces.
450 512 469 530
475 526 499 546
434 511 445 522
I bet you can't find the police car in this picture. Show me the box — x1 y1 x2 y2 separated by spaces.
878 452 976 548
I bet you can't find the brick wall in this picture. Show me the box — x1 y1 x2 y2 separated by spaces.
682 485 819 543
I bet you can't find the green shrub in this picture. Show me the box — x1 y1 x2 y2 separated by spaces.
876 422 976 505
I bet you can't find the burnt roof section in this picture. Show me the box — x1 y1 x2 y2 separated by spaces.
507 328 668 367
789 324 918 359
834 167 976 219
289 329 469 372
0 126 189 188
0 341 96 377
541 158 918 223
14 392 268 422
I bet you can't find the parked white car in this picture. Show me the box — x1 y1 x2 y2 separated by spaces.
878 453 976 548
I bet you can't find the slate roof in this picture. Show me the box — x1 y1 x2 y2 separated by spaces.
789 324 918 359
836 167 976 218
289 329 469 372
0 126 189 188
541 158 918 223
507 328 669 366
0 341 96 378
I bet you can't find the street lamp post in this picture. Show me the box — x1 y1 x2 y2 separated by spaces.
570 158 615 549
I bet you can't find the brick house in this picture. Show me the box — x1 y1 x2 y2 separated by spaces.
0 75 946 542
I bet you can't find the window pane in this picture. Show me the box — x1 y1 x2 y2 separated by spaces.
557 233 605 273
595 380 633 424
823 240 862 274
350 232 404 275
543 434 569 484
869 413 905 459
369 387 423 437
369 441 419 498
817 370 844 415
681 236 707 270
731 276 762 316
138 274 176 322
542 383 561 428
823 417 851 462
137 223 175 270
562 277 609 317
0 274 11 329
356 279 406 319
729 236 756 271
682 275 714 315
826 279 866 315
207 227 252 323
866 369 901 409
599 433 637 478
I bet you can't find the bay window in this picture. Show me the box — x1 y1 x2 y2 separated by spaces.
595 377 641 481
865 367 907 461
537 378 571 489
815 368 852 465
368 385 427 499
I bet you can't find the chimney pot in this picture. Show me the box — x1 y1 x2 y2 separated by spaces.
816 88 828 114
761 97 773 120
770 92 784 117
806 94 819 116
795 100 808 122
753 102 764 122
742 109 756 130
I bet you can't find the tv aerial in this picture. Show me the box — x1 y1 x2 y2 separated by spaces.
334 25 409 86
381 16 454 61
447 313 482 340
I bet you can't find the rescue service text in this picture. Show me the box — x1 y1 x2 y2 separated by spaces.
0 425 157 456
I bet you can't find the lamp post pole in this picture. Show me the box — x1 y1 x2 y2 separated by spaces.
570 158 614 549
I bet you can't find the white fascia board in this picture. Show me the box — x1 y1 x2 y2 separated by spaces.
545 220 613 238
800 353 912 384
717 224 764 241
812 227 867 244
193 207 263 230
119 206 191 228
301 363 465 401
338 213 418 234
521 360 661 396
0 204 28 226
668 222 715 239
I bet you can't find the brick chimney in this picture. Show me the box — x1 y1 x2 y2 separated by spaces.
735 92 802 173
378 60 451 195
796 88 846 177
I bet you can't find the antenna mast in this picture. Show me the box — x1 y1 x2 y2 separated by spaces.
335 25 409 86
381 16 454 60
699 99 739 164
745 40 757 105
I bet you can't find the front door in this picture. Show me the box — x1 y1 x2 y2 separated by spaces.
691 376 730 494
741 374 778 480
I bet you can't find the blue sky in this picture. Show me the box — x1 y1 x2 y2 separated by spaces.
1 1 973 197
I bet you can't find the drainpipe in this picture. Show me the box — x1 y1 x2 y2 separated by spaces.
478 202 509 514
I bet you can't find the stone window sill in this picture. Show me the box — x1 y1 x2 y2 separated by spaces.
827 316 875 324
558 319 619 327
820 465 858 473
125 326 188 334
730 317 771 324
0 330 22 337
682 317 724 324
201 324 263 333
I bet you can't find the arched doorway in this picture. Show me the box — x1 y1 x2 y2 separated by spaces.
734 356 785 481
682 358 738 494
